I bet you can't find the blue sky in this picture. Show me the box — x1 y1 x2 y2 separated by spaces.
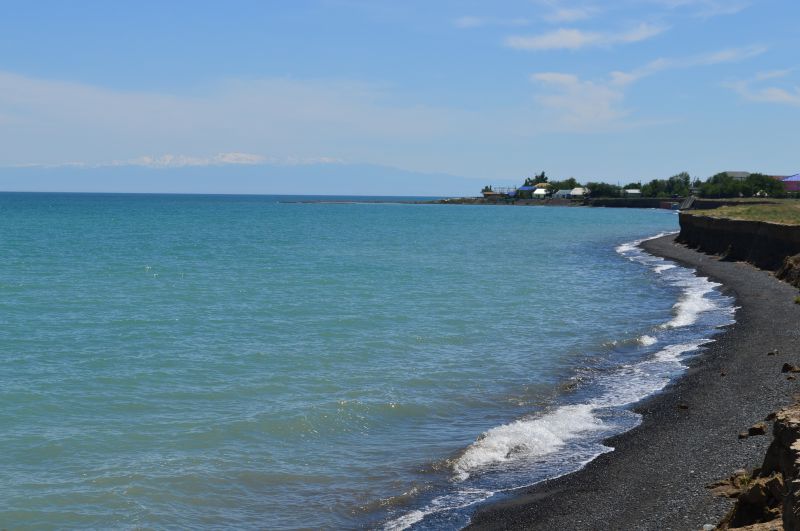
1 0 798 194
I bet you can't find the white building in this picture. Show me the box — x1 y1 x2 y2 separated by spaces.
570 187 589 198
724 171 751 181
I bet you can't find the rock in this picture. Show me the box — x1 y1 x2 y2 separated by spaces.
777 253 800 289
768 349 779 356
766 412 778 421
789 375 797 381
781 363 800 373
708 469 756 500
678 403 690 410
709 478 745 499
740 431 751 440
765 474 784 500
714 402 800 530
739 478 772 507
733 522 784 530
749 422 769 436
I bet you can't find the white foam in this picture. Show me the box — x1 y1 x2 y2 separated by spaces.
639 335 657 346
452 404 603 480
663 279 719 328
384 510 424 531
383 488 495 530
614 231 676 257
590 341 707 408
653 340 709 362
616 233 725 330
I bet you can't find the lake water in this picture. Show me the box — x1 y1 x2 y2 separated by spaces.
0 193 734 529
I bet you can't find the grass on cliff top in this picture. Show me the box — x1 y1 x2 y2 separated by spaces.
694 201 800 225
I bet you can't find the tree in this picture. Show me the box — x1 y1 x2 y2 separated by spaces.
524 171 548 186
481 185 493 193
743 173 786 198
639 172 691 197
700 172 741 197
549 177 580 191
586 182 621 197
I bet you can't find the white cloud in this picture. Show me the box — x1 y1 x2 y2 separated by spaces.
117 152 267 168
530 0 599 23
754 69 795 81
653 0 750 17
531 45 768 130
543 7 596 23
453 16 530 29
726 70 800 107
610 45 767 85
9 152 348 169
453 16 484 28
505 23 666 51
531 72 627 130
0 71 479 170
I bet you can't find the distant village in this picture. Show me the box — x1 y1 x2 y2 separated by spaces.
480 170 800 202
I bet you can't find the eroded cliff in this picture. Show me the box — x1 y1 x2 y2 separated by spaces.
677 213 800 284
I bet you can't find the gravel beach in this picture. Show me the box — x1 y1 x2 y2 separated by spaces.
468 234 800 531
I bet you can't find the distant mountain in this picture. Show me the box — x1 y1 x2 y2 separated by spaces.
0 163 517 197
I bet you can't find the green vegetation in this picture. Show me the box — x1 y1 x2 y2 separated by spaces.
501 169 795 200
735 471 753 490
643 172 691 197
700 172 786 198
696 201 800 225
548 177 579 191
522 171 548 187
584 181 620 197
794 295 800 305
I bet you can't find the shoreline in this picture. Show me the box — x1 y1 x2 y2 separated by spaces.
468 234 800 530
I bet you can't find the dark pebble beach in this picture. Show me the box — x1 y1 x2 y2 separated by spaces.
468 234 800 531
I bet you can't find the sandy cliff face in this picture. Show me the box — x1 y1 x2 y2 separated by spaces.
677 213 800 284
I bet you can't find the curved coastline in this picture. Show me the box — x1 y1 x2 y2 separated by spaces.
468 234 800 530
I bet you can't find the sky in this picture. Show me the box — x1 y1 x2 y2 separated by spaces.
0 0 798 195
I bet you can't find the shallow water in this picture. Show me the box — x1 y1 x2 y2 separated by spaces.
0 194 732 529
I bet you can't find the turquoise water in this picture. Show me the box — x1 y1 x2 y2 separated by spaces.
0 194 733 529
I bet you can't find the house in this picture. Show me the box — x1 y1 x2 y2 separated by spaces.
724 171 751 181
482 186 517 199
782 174 800 192
533 188 550 199
570 187 589 198
623 189 642 197
553 189 572 199
515 185 536 199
